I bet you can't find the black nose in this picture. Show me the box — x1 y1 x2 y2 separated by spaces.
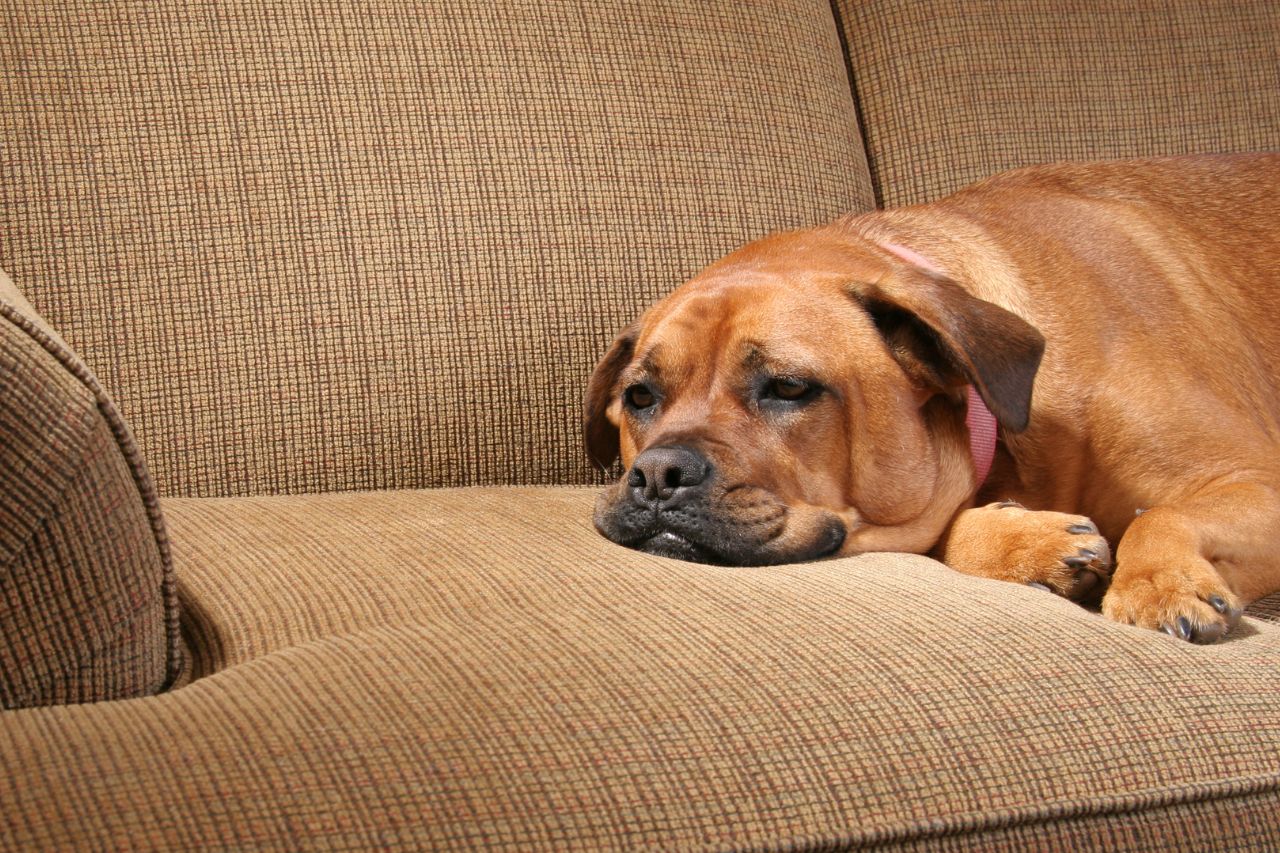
628 445 710 503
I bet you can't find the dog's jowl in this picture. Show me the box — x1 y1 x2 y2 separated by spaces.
584 154 1280 643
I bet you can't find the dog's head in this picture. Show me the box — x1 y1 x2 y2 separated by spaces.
584 226 1044 565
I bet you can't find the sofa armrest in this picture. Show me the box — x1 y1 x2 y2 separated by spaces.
0 269 70 351
0 269 183 708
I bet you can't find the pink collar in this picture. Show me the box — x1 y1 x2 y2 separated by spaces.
966 386 998 486
878 240 999 487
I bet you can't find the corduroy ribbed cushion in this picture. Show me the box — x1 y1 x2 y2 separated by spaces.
834 0 1280 207
0 0 872 498
0 276 182 709
4 487 1273 848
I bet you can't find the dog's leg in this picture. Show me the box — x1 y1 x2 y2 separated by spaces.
1102 479 1280 642
933 501 1113 603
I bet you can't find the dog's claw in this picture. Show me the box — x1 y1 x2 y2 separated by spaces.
1063 549 1097 569
1052 542 1110 604
1067 522 1097 534
1206 595 1243 629
1206 594 1243 624
1160 613 1230 644
1027 582 1053 592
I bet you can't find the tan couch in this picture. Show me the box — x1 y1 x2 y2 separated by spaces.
3 0 1279 848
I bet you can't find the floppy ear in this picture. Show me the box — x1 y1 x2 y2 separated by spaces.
851 267 1045 432
583 324 638 470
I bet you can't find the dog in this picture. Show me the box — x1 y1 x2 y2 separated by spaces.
584 154 1280 643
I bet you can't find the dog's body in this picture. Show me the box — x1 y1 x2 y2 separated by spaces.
585 154 1280 642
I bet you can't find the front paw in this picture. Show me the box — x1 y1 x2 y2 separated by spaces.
940 502 1113 603
1102 562 1243 643
1003 507 1113 604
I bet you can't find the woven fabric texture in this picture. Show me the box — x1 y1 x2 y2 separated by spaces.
0 288 182 708
1248 591 1280 625
835 0 1280 207
0 486 1275 848
0 0 872 498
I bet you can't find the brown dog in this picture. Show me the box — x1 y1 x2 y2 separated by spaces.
584 154 1280 643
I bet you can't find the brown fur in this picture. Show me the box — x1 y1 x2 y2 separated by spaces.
585 154 1280 642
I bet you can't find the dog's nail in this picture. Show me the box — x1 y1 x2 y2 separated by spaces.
1206 595 1243 628
1066 523 1096 534
1027 582 1053 592
1162 618 1192 641
1063 551 1095 568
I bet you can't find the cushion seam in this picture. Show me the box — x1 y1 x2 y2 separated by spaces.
4 561 172 706
0 301 184 690
825 0 883 210
0 398 101 706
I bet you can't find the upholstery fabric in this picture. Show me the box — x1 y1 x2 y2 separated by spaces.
0 279 182 708
834 0 1280 207
0 0 872 498
5 487 1270 848
1248 592 1280 625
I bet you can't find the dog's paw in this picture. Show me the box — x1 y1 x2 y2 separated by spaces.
995 504 1113 603
940 502 1112 603
1102 560 1243 643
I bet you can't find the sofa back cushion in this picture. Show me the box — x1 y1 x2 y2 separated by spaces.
0 275 182 709
0 0 872 497
836 0 1280 207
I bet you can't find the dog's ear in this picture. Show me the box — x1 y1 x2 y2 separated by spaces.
850 267 1045 432
583 323 638 470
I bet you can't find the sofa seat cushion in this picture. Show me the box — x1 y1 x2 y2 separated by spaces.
5 486 1273 848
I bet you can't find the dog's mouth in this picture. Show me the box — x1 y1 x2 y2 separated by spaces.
636 530 716 563
595 485 847 567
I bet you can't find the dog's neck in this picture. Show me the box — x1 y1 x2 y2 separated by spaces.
966 386 998 486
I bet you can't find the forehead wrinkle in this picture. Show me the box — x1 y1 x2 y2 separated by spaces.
641 304 730 375
738 338 829 379
620 346 662 386
622 337 709 389
639 279 840 391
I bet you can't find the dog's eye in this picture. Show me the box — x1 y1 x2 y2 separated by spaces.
624 384 656 410
765 377 813 402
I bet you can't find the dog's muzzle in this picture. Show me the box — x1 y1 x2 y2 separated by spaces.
594 444 845 565
615 444 717 561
